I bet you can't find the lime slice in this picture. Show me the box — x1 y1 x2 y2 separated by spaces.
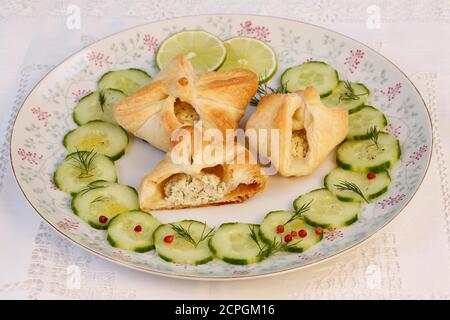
156 30 226 72
219 37 277 83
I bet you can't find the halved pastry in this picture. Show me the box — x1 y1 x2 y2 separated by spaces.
115 54 258 152
245 87 348 177
139 129 267 210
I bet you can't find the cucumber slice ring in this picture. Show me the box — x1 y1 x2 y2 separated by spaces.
348 106 388 140
107 210 161 252
260 211 322 253
293 189 360 228
325 168 391 202
73 89 126 126
98 68 152 96
64 120 129 160
209 223 268 265
337 132 401 173
72 181 139 229
54 151 117 195
322 81 370 113
154 220 214 265
281 61 339 97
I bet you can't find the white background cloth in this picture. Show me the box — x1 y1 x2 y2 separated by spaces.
0 0 449 299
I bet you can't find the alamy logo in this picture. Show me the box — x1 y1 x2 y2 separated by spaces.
66 265 81 290
66 4 81 30
366 5 381 30
366 264 382 289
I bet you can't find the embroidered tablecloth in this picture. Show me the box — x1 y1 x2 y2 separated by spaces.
0 0 448 299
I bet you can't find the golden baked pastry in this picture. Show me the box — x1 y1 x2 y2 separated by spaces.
115 54 258 151
245 87 348 176
139 128 266 210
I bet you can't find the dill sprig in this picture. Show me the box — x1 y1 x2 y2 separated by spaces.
339 80 367 102
334 180 368 203
262 236 305 257
250 74 289 106
170 222 215 248
66 150 97 179
283 200 312 226
366 126 380 148
248 225 307 258
98 90 106 112
263 237 283 257
248 225 272 258
249 225 264 254
76 181 106 197
91 195 110 204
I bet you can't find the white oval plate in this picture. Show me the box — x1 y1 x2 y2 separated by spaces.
10 15 432 280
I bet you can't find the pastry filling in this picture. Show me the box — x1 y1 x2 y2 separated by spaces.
163 172 227 206
291 129 309 158
174 99 200 125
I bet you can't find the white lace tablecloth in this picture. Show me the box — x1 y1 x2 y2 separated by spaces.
0 0 449 299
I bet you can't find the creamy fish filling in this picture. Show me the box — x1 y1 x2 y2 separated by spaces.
174 99 200 125
164 173 227 206
291 129 309 158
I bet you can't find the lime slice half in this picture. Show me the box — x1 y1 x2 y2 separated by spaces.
156 30 227 72
219 37 277 83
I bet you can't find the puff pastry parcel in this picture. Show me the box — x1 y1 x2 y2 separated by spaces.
246 87 348 177
139 129 267 210
115 54 258 151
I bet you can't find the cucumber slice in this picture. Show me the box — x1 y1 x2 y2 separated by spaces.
107 210 160 252
293 189 360 228
64 121 129 160
98 68 152 96
260 211 322 253
322 81 369 113
154 220 214 265
54 151 117 195
209 223 267 265
337 132 401 173
325 168 391 202
73 89 126 125
72 181 139 229
348 106 387 140
281 61 339 97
